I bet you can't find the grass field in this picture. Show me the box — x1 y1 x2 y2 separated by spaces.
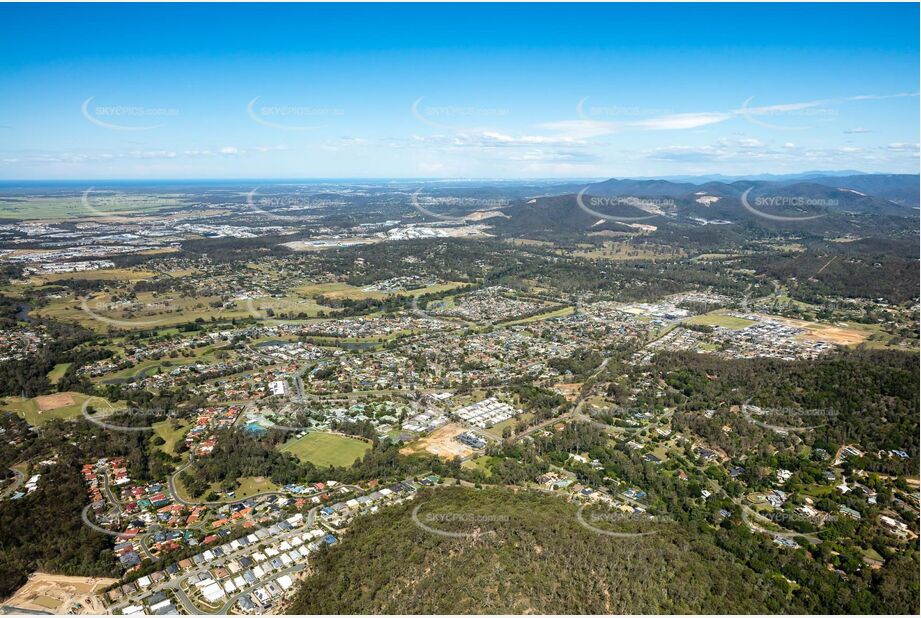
32 596 62 610
1 392 121 426
482 413 533 440
297 282 384 300
501 306 574 326
0 194 182 220
297 281 465 301
25 268 157 284
834 321 916 351
46 363 71 385
461 455 498 477
151 419 192 455
769 315 870 346
233 476 279 497
94 345 227 383
34 290 285 332
279 432 371 468
684 311 757 330
573 241 685 261
175 475 279 502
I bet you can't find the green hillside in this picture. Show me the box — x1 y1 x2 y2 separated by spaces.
290 487 792 614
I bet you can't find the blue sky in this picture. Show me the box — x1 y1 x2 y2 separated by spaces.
1 3 918 179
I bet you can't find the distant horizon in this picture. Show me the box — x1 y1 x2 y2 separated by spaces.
1 169 918 187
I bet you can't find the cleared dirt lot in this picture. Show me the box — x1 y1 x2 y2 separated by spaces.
771 316 869 346
34 392 76 411
1 573 116 614
401 423 474 460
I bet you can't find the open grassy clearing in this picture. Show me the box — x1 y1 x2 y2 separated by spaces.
767 314 870 346
46 362 71 385
482 412 534 440
175 475 279 502
23 268 157 284
279 431 371 468
33 291 287 332
684 310 757 330
297 280 466 301
151 419 192 456
461 455 498 477
572 241 686 261
297 282 389 300
1 392 123 426
93 345 229 384
833 320 917 351
691 253 744 261
0 194 184 220
505 238 557 248
501 306 574 326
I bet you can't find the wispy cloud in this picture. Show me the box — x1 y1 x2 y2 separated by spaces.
540 92 920 141
0 145 289 166
887 142 920 153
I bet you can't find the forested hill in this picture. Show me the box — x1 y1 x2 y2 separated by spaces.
287 487 915 614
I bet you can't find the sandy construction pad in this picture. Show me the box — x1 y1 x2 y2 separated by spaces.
2 572 116 614
553 382 583 402
770 316 869 346
400 423 474 460
35 392 76 411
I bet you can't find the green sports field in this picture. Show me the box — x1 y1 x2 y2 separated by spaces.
279 432 371 468
684 311 757 330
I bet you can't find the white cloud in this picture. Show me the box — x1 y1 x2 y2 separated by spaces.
630 112 731 131
887 142 920 152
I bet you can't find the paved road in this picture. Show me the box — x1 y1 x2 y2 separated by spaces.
81 504 139 539
138 535 157 562
514 357 610 442
168 462 292 507
214 563 306 614
109 505 326 615
168 461 362 508
84 471 160 562
733 497 822 545
0 467 24 500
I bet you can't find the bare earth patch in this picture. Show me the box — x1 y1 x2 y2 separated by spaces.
771 316 869 346
3 572 116 615
34 392 75 411
553 382 583 402
400 423 473 460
